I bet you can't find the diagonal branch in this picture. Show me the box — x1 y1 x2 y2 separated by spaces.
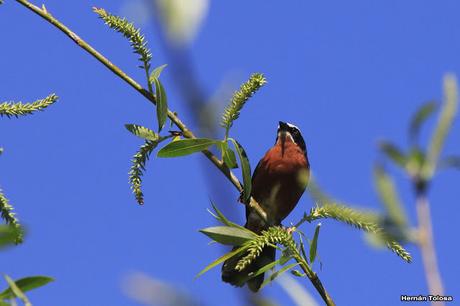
14 0 267 221
13 1 335 304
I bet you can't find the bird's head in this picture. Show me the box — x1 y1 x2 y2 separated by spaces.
276 121 307 154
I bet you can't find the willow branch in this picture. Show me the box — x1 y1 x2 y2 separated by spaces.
416 193 444 305
14 0 267 221
12 1 339 303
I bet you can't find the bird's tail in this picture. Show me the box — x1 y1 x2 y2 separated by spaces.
221 241 275 292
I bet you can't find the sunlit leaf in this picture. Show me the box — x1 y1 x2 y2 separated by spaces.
152 77 168 132
422 74 458 180
409 101 437 144
309 223 321 264
199 226 256 246
196 245 250 278
373 164 408 227
149 64 168 82
0 276 54 300
157 138 219 157
125 124 159 141
378 141 406 168
229 138 251 202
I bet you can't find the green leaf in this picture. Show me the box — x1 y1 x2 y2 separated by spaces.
422 74 458 180
229 138 252 202
0 226 18 249
151 77 168 132
405 147 426 177
0 276 54 300
261 262 300 289
157 138 219 158
149 64 168 82
220 142 238 169
125 124 159 141
409 101 437 144
208 202 253 234
242 258 281 283
309 223 321 264
199 226 256 246
373 164 408 227
290 269 306 277
378 141 407 168
196 245 250 278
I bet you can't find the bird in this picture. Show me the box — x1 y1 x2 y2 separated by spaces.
222 121 310 292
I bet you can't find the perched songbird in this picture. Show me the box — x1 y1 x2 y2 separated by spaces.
222 121 310 292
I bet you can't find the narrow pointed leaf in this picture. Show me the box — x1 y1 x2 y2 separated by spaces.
220 142 238 169
152 77 168 132
260 262 300 289
149 64 167 82
309 223 321 264
157 138 219 157
242 258 281 283
409 101 437 143
125 124 159 141
373 165 408 227
199 226 256 246
0 276 54 299
229 138 252 202
209 202 252 233
422 74 458 179
378 141 406 168
196 245 250 278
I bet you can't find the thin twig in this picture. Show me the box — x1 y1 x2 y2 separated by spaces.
416 192 444 305
291 246 335 306
13 1 334 304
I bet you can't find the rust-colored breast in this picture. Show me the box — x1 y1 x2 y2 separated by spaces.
250 140 310 226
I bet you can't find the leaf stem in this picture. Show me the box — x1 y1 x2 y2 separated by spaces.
291 243 335 306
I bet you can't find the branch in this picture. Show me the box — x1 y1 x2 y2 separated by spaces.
416 193 444 305
13 0 268 222
13 1 337 303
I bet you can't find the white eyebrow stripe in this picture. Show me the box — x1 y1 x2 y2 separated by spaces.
286 122 301 132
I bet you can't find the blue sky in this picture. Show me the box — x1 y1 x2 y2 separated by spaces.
1 1 459 305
